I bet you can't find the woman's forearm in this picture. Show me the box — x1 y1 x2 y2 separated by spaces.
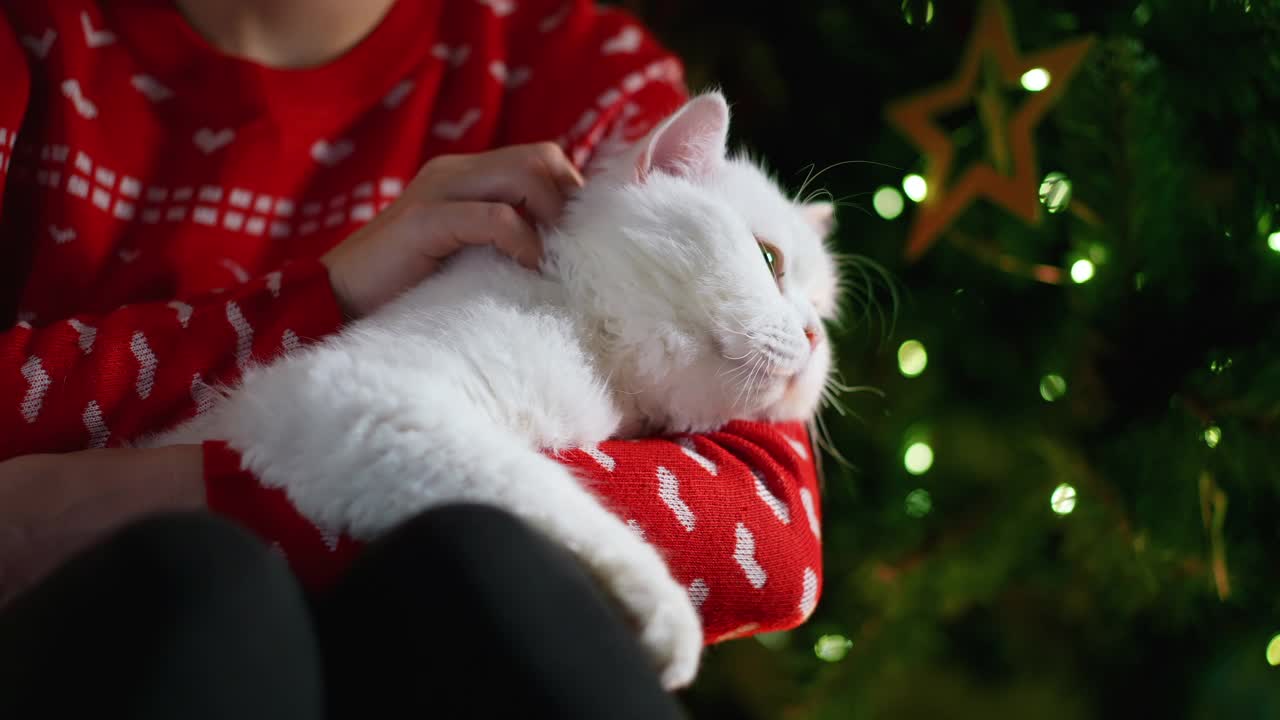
0 445 205 606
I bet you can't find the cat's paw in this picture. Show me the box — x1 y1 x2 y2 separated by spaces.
583 530 704 689
636 572 704 690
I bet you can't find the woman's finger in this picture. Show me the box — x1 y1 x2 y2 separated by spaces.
439 143 582 228
417 201 544 270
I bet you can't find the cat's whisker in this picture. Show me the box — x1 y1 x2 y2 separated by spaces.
795 163 817 203
792 159 902 205
711 313 763 340
825 378 886 397
734 355 766 410
812 409 855 470
714 358 734 379
806 360 878 431
745 362 768 410
821 387 867 423
719 358 754 382
743 356 765 407
800 187 835 206
820 388 848 417
731 361 751 409
828 252 901 348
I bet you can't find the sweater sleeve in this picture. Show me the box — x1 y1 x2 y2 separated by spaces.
205 3 825 645
0 13 346 459
205 420 825 645
557 421 824 643
2 260 344 460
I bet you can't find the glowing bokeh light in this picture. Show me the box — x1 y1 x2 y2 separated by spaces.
1020 68 1051 92
1268 231 1280 252
1038 171 1073 213
897 340 928 377
901 0 935 26
1040 374 1067 402
904 442 934 475
1267 634 1280 666
1133 3 1152 26
1051 483 1078 515
873 186 905 220
814 634 853 662
905 488 933 518
1070 259 1095 284
903 173 929 202
1203 425 1222 449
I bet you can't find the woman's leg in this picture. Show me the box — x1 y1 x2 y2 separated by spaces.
314 503 689 720
0 512 324 720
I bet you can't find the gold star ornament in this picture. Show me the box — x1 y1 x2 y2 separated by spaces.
885 0 1095 260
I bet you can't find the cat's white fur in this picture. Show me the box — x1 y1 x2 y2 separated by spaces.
147 92 840 689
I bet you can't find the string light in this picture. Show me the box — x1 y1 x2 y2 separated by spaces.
1020 67 1051 92
1133 3 1152 26
1038 172 1073 213
897 339 928 377
900 0 935 26
904 442 934 475
905 488 933 518
1051 483 1077 515
1040 373 1067 402
814 634 853 662
873 186 905 220
1070 259 1095 283
1203 425 1222 448
903 173 928 202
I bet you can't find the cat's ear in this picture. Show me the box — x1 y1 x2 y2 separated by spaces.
636 92 729 182
799 201 836 236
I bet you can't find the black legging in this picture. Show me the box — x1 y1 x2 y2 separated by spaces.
0 505 687 719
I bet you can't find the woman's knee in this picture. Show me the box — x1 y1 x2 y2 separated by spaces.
107 511 278 579
345 503 578 594
0 511 323 719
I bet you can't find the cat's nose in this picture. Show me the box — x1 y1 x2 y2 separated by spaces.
804 326 820 350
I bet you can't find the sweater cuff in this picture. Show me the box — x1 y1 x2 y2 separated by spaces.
274 258 347 340
202 440 362 589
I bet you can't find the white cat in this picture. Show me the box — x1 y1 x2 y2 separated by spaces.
148 91 840 689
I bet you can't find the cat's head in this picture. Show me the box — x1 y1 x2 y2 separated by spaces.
551 91 840 434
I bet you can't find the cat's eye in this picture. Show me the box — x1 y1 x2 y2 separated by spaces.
756 237 784 282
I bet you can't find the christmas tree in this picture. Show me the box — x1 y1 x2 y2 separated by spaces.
614 0 1280 716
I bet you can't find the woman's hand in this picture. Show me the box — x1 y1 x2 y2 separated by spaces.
320 142 585 318
0 445 204 605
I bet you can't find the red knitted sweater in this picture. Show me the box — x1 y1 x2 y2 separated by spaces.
0 0 823 644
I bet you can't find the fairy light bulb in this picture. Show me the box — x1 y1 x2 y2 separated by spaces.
897 340 928 377
1020 67 1051 92
904 442 934 475
1070 259 1095 284
1051 483 1077 515
873 186 905 220
902 174 928 202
